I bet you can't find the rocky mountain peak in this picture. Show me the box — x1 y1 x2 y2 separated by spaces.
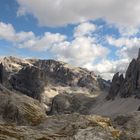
107 49 140 100
106 72 124 100
0 56 110 102
0 56 32 72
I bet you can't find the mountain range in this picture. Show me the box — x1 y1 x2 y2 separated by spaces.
0 50 140 139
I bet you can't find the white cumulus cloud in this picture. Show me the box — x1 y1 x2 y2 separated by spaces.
107 36 140 59
74 22 96 37
85 58 130 80
1 21 139 80
16 0 140 27
0 22 16 41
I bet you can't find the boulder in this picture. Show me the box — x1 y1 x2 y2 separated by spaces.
48 93 96 115
114 112 140 139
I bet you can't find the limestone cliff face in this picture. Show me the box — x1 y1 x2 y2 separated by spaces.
0 56 111 115
107 49 140 99
33 59 108 90
9 66 45 100
0 57 109 100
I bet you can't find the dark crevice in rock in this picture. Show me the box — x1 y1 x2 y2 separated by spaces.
0 63 3 84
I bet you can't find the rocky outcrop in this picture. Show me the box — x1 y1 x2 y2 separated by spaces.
107 49 140 99
0 113 121 140
9 66 45 100
35 59 82 86
119 58 139 98
48 93 96 115
1 111 140 140
0 56 32 87
0 84 46 126
106 73 124 100
33 59 108 91
1 56 31 73
113 112 140 139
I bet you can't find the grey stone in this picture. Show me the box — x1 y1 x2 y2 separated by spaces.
0 84 46 125
107 49 140 99
9 66 45 100
106 72 124 100
48 93 96 115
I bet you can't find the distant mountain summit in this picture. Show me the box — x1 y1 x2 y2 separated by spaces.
0 56 109 95
0 56 110 114
107 49 140 100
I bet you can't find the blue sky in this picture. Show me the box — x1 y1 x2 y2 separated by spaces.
1 0 140 79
